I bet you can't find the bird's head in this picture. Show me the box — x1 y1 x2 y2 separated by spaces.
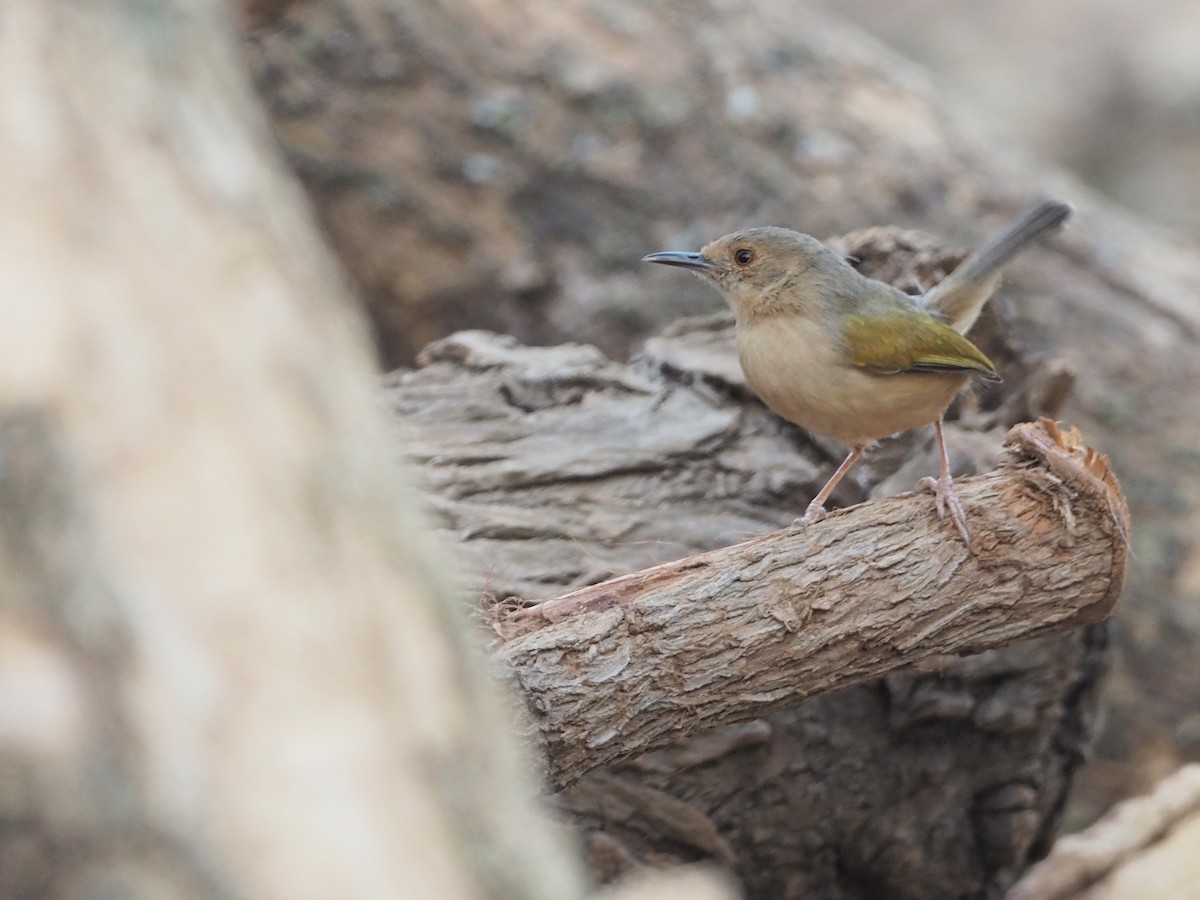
643 226 846 320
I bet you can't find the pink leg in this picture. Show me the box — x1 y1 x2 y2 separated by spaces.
919 420 971 545
795 446 863 527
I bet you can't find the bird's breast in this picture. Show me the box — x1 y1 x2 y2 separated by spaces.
735 315 970 446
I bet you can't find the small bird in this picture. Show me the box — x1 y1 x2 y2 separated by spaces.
643 201 1071 544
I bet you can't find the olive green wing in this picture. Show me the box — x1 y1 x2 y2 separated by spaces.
844 312 999 380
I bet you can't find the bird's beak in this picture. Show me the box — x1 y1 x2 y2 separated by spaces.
641 251 714 272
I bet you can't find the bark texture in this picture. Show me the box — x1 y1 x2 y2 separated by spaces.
390 310 1121 896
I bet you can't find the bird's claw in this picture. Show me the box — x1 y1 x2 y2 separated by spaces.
919 474 971 546
791 500 828 531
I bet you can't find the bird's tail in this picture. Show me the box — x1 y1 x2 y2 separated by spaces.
923 200 1072 333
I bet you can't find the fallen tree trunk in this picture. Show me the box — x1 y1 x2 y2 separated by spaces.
498 420 1127 788
392 322 1123 897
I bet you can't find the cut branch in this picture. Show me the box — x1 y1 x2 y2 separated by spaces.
1009 764 1200 900
494 419 1128 789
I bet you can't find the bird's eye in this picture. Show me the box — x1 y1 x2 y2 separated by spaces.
734 247 755 266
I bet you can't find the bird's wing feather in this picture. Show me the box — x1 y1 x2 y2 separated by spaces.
843 312 999 379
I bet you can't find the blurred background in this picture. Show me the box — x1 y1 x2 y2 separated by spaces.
807 0 1200 237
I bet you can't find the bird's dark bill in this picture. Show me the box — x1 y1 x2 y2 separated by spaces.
641 251 713 271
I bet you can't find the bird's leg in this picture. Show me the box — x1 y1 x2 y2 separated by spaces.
794 446 863 528
919 419 971 545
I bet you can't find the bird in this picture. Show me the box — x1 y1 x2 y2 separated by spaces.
642 200 1071 545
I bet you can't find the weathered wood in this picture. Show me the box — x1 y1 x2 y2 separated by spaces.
496 420 1126 788
391 318 1119 897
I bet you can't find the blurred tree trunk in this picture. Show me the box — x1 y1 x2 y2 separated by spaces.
0 2 595 899
247 0 1200 835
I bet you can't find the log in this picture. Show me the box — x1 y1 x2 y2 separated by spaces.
497 420 1127 788
392 320 1121 897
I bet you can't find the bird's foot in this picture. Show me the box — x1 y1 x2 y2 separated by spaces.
918 474 971 546
791 499 828 531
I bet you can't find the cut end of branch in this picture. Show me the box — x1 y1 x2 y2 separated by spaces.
1003 417 1132 551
